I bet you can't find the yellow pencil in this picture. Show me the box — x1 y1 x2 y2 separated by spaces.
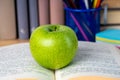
93 0 98 8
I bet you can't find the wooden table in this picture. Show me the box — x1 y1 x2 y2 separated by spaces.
0 39 29 46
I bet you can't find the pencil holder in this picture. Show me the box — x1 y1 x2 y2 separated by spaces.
65 8 101 42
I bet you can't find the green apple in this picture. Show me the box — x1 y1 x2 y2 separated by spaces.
30 24 78 70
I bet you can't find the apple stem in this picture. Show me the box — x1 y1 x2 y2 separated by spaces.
54 26 57 31
49 26 58 32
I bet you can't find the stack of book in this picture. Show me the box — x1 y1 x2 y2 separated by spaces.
0 0 64 40
101 0 120 26
96 28 120 49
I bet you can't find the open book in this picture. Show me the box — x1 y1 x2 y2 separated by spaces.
0 41 120 80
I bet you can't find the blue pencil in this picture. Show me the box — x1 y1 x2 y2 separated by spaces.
79 0 87 9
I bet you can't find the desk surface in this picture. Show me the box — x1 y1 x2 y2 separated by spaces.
0 39 29 46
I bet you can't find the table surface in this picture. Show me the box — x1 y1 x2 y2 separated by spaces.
0 39 29 46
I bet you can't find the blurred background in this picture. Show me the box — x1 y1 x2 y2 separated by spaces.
0 0 120 48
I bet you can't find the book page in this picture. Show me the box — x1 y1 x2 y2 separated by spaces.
0 43 54 80
55 41 120 80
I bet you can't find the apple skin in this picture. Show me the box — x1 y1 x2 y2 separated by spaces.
30 24 78 70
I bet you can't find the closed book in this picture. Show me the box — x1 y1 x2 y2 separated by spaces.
16 0 29 39
101 10 120 25
101 0 120 25
50 0 64 24
102 0 120 8
0 0 16 40
28 0 39 34
38 0 50 25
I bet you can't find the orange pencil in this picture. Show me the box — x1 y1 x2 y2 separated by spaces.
96 0 101 8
